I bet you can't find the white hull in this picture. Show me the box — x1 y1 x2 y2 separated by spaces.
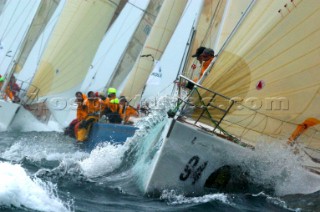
144 119 320 196
0 99 20 130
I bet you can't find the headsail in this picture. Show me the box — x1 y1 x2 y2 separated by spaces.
194 0 320 149
105 0 163 90
183 0 253 79
26 0 121 126
121 0 187 104
29 0 120 99
14 0 61 73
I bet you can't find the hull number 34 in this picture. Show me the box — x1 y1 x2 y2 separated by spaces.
179 156 208 185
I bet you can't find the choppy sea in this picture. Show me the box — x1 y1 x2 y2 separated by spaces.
1 98 319 212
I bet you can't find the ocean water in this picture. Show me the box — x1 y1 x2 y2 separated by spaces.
1 100 320 211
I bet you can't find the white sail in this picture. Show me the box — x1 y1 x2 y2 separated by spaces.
27 0 121 126
121 0 187 104
81 0 150 92
141 0 204 101
0 0 59 130
183 0 227 79
29 0 120 99
105 0 163 90
13 0 60 73
142 0 320 196
196 0 320 149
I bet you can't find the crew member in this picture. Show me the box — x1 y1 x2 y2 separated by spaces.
64 91 87 138
102 88 122 123
119 96 139 124
76 91 102 141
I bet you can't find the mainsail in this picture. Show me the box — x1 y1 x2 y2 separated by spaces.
195 0 320 149
27 0 121 126
29 0 120 99
121 0 187 104
105 0 163 90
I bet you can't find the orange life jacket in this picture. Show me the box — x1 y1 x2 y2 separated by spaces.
289 118 320 143
76 94 88 121
120 105 139 123
83 98 102 115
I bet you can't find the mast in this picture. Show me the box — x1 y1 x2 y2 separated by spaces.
1 0 60 97
104 0 163 91
121 0 188 106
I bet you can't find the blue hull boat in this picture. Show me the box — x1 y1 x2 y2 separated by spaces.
81 122 138 152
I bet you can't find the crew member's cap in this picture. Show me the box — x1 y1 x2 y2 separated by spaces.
0 77 4 82
202 48 215 56
107 87 117 95
192 46 206 58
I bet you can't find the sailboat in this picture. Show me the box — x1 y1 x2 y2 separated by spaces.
0 0 60 130
81 0 189 151
121 0 188 106
23 0 122 127
142 0 320 196
104 0 164 92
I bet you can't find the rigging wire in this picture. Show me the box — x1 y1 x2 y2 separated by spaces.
26 0 66 83
127 0 156 18
32 0 143 95
85 2 147 91
128 0 189 98
0 1 38 69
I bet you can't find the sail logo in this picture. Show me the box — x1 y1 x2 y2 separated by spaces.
143 25 151 35
150 72 162 78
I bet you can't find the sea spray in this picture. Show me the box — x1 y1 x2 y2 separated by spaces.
239 141 320 195
0 162 70 212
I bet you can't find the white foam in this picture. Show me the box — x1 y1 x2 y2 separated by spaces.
241 141 320 196
0 162 70 211
79 142 130 178
1 138 87 162
252 192 301 211
9 107 63 132
160 190 230 205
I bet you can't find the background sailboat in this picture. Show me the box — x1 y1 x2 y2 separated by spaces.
104 0 164 92
0 0 60 130
140 0 203 101
82 0 158 93
26 0 122 127
121 0 188 106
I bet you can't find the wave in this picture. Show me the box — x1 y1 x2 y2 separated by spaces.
0 161 71 212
